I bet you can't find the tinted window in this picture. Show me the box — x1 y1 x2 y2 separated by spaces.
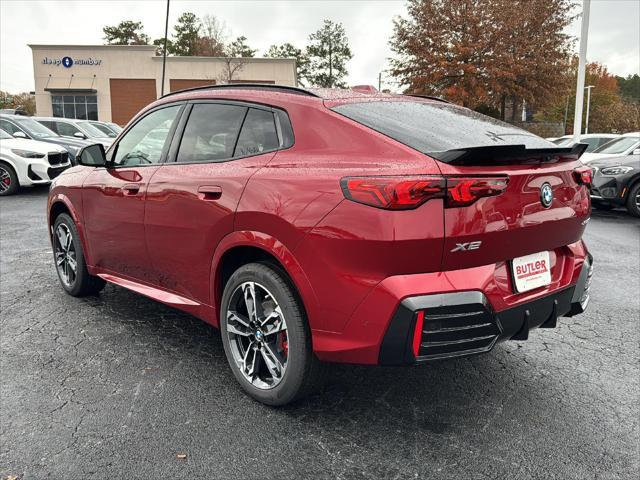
37 120 57 133
581 137 601 152
331 101 554 161
90 122 117 137
1 120 21 135
234 108 279 157
594 136 639 155
56 122 83 137
78 121 107 138
177 104 247 163
14 118 57 138
114 105 181 166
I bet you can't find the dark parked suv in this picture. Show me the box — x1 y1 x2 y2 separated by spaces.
48 84 593 405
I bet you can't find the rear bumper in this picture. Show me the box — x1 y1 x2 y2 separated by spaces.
312 246 593 365
379 253 593 365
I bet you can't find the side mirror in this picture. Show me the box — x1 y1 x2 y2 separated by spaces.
13 131 27 139
77 143 107 167
632 148 640 156
74 131 87 139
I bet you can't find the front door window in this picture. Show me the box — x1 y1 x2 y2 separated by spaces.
113 106 181 167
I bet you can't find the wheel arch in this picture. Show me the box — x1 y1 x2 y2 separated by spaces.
48 193 93 266
210 231 319 330
624 173 640 199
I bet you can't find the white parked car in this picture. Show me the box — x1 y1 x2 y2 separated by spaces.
0 128 71 195
551 133 620 152
581 132 640 164
33 117 114 148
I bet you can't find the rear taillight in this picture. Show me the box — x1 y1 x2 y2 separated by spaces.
340 176 445 210
341 175 509 209
446 177 509 207
573 166 593 187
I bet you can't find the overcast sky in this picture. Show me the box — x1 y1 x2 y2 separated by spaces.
1 0 638 93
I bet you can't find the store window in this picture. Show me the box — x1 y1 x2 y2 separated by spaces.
51 95 98 120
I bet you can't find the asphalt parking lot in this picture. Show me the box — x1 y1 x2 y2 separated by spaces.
1 186 638 480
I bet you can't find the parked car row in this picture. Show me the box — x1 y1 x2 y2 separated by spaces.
0 114 122 195
547 132 640 162
546 133 640 217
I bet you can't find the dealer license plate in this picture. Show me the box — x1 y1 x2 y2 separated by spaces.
511 251 551 293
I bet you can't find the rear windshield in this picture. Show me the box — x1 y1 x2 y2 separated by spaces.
331 101 554 160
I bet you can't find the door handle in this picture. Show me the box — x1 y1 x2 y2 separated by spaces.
121 183 141 195
198 185 222 201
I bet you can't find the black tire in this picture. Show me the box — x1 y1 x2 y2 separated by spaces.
626 182 640 218
220 262 324 406
592 199 614 210
0 162 19 196
53 213 106 296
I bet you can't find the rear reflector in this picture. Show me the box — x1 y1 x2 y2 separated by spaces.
573 166 593 187
413 311 424 357
341 175 509 209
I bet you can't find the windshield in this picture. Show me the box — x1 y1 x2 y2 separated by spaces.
107 123 123 133
15 118 58 138
79 121 110 138
331 100 554 161
594 136 640 155
89 122 117 137
0 129 12 140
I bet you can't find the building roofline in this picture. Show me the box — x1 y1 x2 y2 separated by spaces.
29 44 157 50
150 56 296 63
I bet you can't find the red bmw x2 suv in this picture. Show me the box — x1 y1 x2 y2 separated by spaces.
48 84 594 405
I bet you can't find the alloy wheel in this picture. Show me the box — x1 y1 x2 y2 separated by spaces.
226 281 289 390
0 166 11 193
54 223 77 287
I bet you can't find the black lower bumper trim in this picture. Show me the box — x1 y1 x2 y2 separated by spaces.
378 259 592 365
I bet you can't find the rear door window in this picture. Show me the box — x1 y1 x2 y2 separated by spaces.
176 104 247 163
234 108 279 157
331 101 554 161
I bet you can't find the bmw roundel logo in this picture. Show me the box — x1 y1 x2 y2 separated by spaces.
62 56 74 68
540 183 553 208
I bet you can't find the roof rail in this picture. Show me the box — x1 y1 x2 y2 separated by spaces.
406 94 451 104
161 83 321 99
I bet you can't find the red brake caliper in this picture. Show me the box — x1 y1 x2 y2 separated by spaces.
280 331 288 358
2 178 10 185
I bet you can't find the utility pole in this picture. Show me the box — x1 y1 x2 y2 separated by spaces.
378 72 382 91
160 0 170 97
585 85 594 134
328 37 333 88
572 0 591 142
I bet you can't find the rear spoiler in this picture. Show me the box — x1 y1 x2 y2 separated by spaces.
429 143 588 166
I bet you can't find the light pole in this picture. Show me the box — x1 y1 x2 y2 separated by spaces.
160 0 170 97
572 0 591 142
584 85 594 134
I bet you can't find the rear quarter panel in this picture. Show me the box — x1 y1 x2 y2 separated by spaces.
236 102 445 332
